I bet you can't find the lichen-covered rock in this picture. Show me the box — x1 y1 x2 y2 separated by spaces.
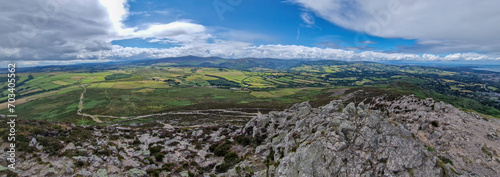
233 96 500 177
94 168 108 177
124 168 147 177
10 95 500 177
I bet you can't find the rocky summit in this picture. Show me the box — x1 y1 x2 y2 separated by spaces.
225 95 500 177
2 95 499 177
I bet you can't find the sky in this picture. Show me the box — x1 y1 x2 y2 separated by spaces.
1 0 500 67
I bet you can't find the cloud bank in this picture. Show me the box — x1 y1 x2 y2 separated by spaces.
289 0 500 54
76 44 500 62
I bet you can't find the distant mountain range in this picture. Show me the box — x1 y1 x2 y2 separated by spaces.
14 55 498 74
14 56 357 73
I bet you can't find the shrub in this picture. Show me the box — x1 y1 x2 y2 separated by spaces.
162 163 176 171
224 152 239 164
76 161 85 167
168 141 179 146
109 135 119 140
481 146 493 158
209 141 232 157
155 153 165 162
117 154 125 161
69 129 91 141
123 134 134 139
146 169 160 177
235 135 251 146
145 157 154 164
37 137 64 153
149 146 162 154
95 149 111 156
132 139 141 145
190 161 199 167
215 151 240 173
438 156 453 165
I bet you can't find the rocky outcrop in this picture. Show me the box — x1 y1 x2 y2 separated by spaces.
229 95 500 176
1 121 247 177
371 95 500 176
3 95 499 176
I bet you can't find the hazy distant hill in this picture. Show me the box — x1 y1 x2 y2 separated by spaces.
15 56 352 73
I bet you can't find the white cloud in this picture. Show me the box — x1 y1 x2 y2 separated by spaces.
83 43 499 63
0 59 115 69
1 0 499 66
132 22 211 45
0 0 217 61
98 0 211 45
0 0 113 60
208 27 274 43
290 0 500 53
360 41 376 44
98 0 129 32
300 12 315 27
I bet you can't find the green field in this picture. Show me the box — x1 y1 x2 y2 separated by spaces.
1 57 499 124
0 65 345 123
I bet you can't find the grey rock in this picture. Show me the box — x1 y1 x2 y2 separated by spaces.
124 168 147 177
13 95 500 177
320 100 343 114
90 155 104 167
133 150 150 157
191 129 203 137
29 138 37 147
43 167 57 176
94 168 108 177
486 132 498 141
233 96 483 177
342 102 356 117
72 156 88 163
110 156 122 167
77 169 92 176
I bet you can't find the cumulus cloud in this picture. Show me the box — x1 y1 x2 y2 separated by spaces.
0 0 499 66
0 0 113 60
290 0 500 53
81 43 499 63
99 0 211 45
0 0 213 61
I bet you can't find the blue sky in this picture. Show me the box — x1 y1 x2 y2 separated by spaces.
115 0 416 53
1 0 500 66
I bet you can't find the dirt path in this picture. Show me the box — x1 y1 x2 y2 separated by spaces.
77 84 103 123
80 108 260 123
76 84 259 123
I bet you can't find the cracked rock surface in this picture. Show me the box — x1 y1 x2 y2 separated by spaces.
228 96 500 177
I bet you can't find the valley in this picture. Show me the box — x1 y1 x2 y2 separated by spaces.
0 57 499 125
1 56 499 176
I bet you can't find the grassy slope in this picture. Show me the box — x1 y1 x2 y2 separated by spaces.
390 82 500 117
1 59 499 124
0 86 337 124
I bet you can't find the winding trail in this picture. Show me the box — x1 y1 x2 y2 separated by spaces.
77 84 103 123
76 84 260 123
